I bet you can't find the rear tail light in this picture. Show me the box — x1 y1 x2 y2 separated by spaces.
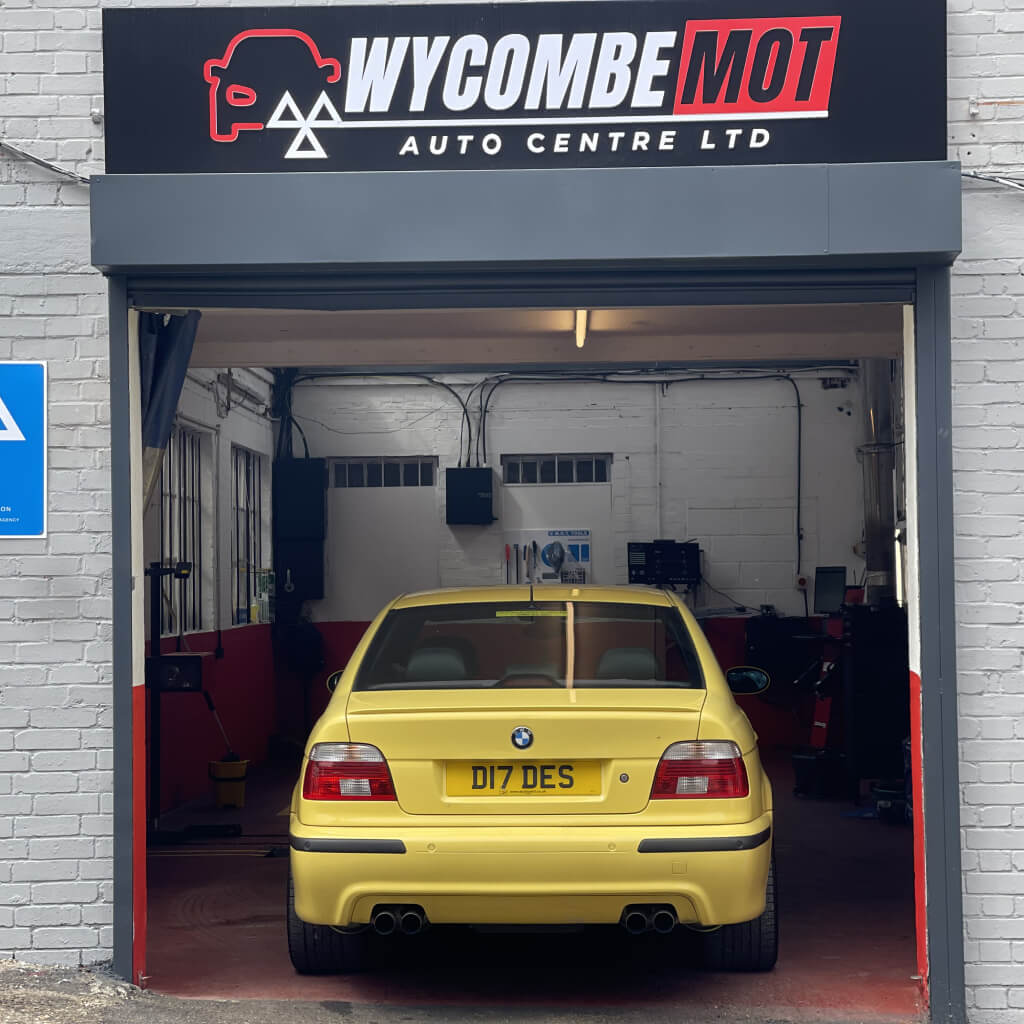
651 741 749 799
302 743 396 801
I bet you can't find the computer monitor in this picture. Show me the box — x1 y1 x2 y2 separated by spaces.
813 566 848 614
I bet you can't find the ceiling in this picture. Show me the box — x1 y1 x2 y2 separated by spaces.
183 303 905 369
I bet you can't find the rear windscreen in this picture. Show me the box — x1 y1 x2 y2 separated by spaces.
354 602 704 691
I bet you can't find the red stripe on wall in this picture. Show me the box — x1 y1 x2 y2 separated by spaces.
132 683 147 988
909 669 928 1004
151 625 276 813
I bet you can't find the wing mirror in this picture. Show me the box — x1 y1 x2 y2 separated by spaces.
326 670 345 694
726 666 771 695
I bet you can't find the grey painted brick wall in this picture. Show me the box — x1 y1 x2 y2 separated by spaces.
1 1 1022 1018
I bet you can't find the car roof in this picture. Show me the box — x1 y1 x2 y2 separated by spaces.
392 585 675 609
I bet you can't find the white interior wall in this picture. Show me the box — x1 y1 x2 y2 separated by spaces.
294 371 867 621
142 368 274 635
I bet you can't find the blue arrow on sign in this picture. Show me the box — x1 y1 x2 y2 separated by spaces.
0 362 47 538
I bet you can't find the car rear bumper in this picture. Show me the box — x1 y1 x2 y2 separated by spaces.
289 813 772 928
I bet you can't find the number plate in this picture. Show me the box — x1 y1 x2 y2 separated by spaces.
446 761 600 796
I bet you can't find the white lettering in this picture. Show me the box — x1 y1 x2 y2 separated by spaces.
398 135 419 156
580 131 599 153
443 35 488 111
481 132 502 155
553 132 570 153
409 36 450 112
484 34 531 110
608 130 625 151
589 33 637 108
527 132 546 153
524 33 597 110
428 134 448 155
457 133 475 154
700 129 716 150
725 127 743 149
750 128 771 148
632 130 650 151
659 129 676 151
631 32 676 107
346 37 410 113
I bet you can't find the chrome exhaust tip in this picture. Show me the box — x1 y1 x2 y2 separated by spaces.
651 909 677 934
399 909 424 935
371 908 397 935
623 909 649 934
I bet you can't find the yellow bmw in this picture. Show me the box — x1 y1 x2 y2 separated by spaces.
288 586 776 973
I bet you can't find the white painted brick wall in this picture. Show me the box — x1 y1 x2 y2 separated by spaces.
1 0 1021 1012
950 0 1024 1014
293 375 865 620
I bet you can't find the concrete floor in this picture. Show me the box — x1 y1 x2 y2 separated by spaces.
146 755 921 1022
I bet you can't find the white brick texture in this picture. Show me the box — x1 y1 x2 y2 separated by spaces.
0 1 1021 1016
950 0 1024 1015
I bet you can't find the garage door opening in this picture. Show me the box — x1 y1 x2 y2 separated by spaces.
132 300 924 1018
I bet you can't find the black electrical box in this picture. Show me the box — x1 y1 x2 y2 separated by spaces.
273 459 326 540
446 467 496 525
146 653 206 692
275 538 325 602
627 540 701 587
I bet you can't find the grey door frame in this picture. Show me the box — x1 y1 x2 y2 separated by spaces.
108 265 964 1023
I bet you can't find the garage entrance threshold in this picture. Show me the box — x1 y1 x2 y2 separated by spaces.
147 758 922 1021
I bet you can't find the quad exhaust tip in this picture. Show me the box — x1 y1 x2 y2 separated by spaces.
371 904 428 936
621 905 677 934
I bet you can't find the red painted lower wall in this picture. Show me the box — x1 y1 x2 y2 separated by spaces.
147 615 811 815
147 625 276 813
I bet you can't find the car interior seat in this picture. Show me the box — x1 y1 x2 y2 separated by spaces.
405 647 469 682
595 647 660 680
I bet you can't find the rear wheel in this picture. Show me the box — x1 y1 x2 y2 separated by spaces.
702 854 778 972
287 872 370 974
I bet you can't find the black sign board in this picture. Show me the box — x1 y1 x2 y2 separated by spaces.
102 1 946 174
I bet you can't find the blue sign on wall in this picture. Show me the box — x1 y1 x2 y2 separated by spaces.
0 362 47 538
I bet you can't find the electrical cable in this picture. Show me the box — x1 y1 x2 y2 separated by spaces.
700 578 756 612
478 370 805 579
962 170 1024 193
0 137 90 184
293 372 473 467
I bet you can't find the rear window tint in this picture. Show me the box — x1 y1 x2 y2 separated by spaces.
354 601 704 691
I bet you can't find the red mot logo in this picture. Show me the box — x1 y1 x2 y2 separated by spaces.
674 17 841 118
204 29 341 143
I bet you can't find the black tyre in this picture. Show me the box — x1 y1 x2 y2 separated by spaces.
287 872 370 974
703 854 778 972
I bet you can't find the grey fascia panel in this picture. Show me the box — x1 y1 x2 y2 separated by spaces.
827 162 962 263
90 162 961 274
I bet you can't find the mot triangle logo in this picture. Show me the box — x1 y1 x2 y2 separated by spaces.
266 91 344 159
0 394 25 441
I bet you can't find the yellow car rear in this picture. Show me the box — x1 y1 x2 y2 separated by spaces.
288 586 776 973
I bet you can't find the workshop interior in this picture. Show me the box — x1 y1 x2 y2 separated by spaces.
138 301 920 1013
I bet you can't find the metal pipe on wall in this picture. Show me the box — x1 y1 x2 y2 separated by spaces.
859 359 898 606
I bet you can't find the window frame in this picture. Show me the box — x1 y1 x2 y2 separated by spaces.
158 424 205 637
231 444 266 625
330 456 438 489
501 453 611 485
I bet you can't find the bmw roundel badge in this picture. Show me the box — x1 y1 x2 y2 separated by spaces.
511 726 534 750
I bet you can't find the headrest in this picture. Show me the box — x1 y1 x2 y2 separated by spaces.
406 647 468 682
595 647 659 680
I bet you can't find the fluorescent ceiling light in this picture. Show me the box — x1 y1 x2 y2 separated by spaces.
575 309 588 348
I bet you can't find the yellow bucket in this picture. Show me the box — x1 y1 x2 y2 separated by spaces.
209 759 249 808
